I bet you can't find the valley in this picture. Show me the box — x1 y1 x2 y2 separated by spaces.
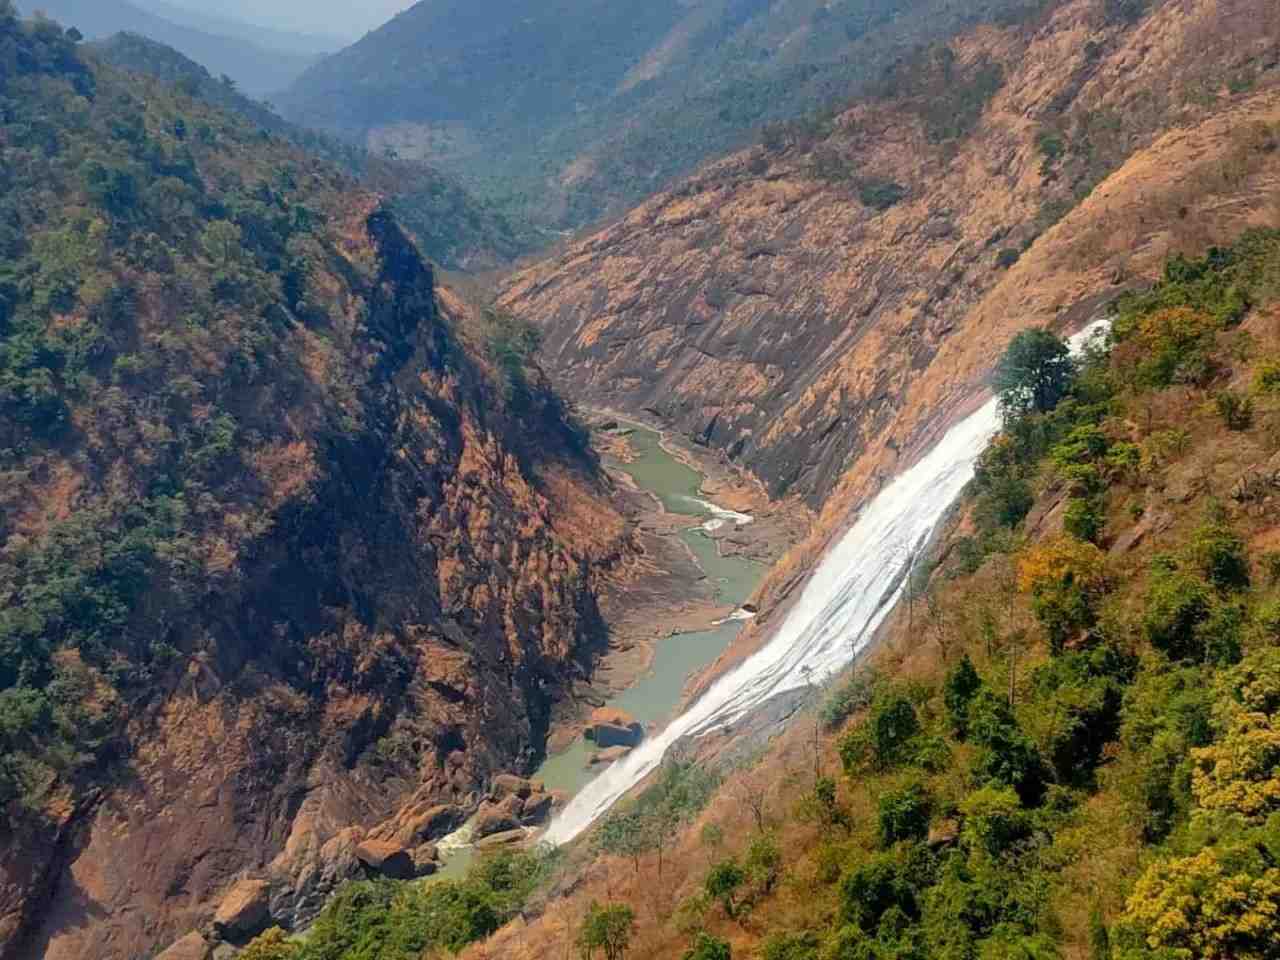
3 0 1280 958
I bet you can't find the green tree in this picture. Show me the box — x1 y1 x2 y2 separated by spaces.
683 933 731 960
968 689 1046 803
877 782 932 847
1143 566 1212 661
944 654 982 738
993 328 1074 422
745 832 782 894
578 902 635 960
705 859 746 919
840 691 920 773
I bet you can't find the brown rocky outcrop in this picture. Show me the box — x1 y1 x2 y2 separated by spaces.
355 841 416 880
155 932 214 960
210 879 271 942
588 745 633 765
473 794 526 839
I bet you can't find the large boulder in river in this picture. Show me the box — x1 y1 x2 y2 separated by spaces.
473 793 525 838
586 707 644 748
521 791 554 824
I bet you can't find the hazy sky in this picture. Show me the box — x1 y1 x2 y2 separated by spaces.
165 0 416 40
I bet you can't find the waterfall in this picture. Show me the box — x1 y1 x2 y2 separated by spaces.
542 321 1108 846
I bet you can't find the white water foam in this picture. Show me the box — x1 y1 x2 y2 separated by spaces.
683 497 754 531
543 322 1108 846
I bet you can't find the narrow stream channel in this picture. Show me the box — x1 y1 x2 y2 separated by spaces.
436 426 764 875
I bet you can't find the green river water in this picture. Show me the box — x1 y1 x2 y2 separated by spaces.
533 426 762 796
436 426 763 877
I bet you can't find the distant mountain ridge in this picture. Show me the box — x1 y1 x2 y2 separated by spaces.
129 0 346 55
18 0 321 95
279 0 1051 230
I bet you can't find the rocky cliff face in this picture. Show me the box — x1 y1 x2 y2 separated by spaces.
0 21 630 958
500 0 1280 516
17 220 627 960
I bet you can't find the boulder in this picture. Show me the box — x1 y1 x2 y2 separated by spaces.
355 840 415 880
490 774 535 801
587 745 632 765
392 802 465 847
520 791 554 824
211 945 239 960
411 844 439 877
475 828 527 850
586 707 644 748
156 932 213 960
473 793 525 838
212 878 271 942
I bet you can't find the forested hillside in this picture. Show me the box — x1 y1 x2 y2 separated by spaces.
91 32 539 270
279 0 1052 229
0 9 630 958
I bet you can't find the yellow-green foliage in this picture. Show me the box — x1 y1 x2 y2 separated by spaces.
1121 848 1280 959
1191 652 1280 819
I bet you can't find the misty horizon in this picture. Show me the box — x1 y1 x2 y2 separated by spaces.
158 0 415 41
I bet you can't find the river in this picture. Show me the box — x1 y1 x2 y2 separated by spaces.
436 425 765 873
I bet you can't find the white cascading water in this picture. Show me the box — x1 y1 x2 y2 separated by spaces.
542 321 1108 846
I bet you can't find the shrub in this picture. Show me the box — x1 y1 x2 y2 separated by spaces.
968 689 1046 803
1064 497 1104 543
1253 360 1280 393
705 859 746 919
877 783 932 847
996 248 1021 269
762 931 821 960
974 474 1034 531
745 832 783 894
683 933 732 960
840 852 918 933
1188 517 1250 591
821 670 878 729
1216 390 1254 430
959 786 1028 857
840 691 920 773
857 179 907 211
1143 566 1213 661
578 902 636 960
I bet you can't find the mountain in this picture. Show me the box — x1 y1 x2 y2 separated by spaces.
278 0 1054 230
91 32 540 270
129 0 346 55
17 0 322 95
0 9 632 958
499 0 1280 511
